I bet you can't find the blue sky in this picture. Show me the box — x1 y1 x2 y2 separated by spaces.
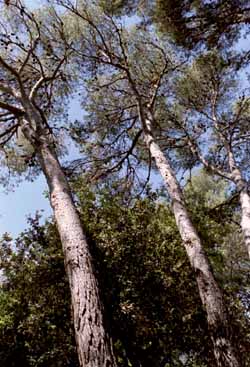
0 177 51 237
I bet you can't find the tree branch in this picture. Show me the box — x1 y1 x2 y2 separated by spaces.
18 37 40 74
0 123 19 140
0 55 20 80
92 129 143 181
0 82 18 98
187 138 233 181
29 54 68 102
0 101 24 116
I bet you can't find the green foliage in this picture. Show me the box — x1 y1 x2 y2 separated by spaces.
185 171 239 268
152 0 248 49
168 49 250 182
175 51 237 111
1 174 249 366
185 171 250 362
73 179 212 366
97 0 250 49
0 216 78 367
98 0 138 15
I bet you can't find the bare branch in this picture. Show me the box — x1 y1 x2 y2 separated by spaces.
29 54 68 102
148 62 168 110
0 82 18 98
0 55 27 99
187 138 233 181
0 55 20 80
0 122 19 140
92 129 143 181
0 124 19 146
0 101 24 116
29 76 50 102
136 149 152 198
18 37 40 74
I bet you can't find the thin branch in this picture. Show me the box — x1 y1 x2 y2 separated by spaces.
61 1 111 57
29 76 50 102
93 129 143 181
29 54 68 102
0 55 28 100
18 37 40 74
0 126 18 146
0 101 24 116
187 138 233 181
209 192 240 213
0 55 20 80
0 123 19 140
148 61 168 110
0 82 18 98
136 149 152 198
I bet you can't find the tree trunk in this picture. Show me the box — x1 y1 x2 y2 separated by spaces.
239 189 250 259
21 120 117 367
140 110 240 367
228 151 250 259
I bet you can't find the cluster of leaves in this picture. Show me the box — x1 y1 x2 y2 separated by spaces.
0 214 78 367
97 0 250 49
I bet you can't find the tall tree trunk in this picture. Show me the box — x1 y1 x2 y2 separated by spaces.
140 109 240 367
21 118 117 367
239 189 250 258
228 151 250 259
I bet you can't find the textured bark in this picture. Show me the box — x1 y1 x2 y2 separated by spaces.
140 109 240 367
37 143 117 367
21 111 117 367
232 171 250 260
239 189 250 259
228 151 250 259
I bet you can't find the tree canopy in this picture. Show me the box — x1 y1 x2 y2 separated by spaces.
0 1 250 366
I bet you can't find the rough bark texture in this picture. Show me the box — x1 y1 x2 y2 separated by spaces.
21 111 117 367
239 189 250 259
228 151 250 259
140 110 240 367
233 170 250 260
37 143 117 367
